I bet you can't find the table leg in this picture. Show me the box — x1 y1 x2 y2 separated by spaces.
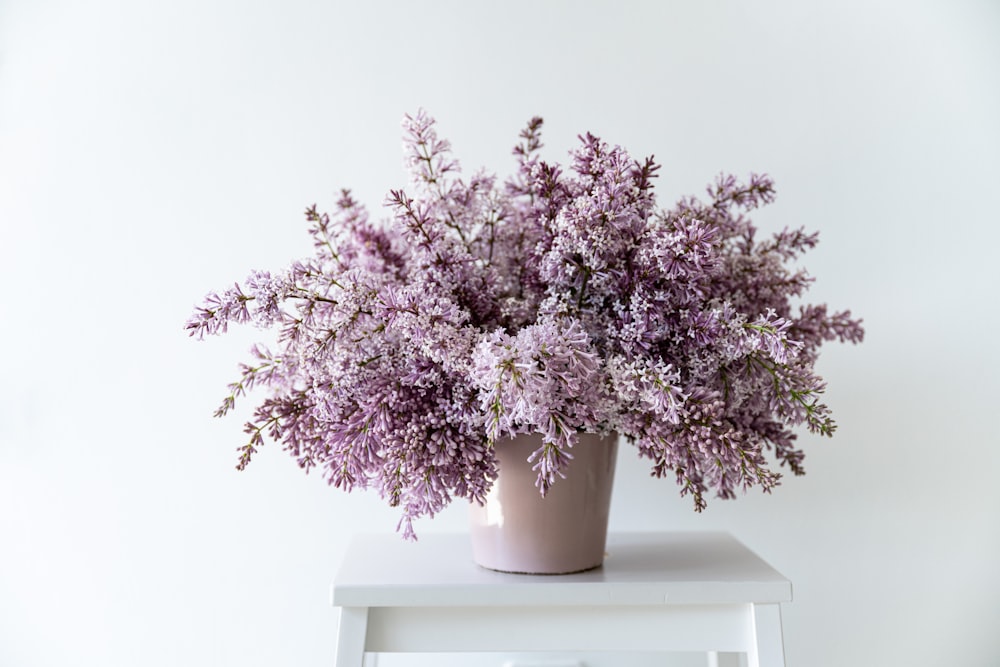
746 604 785 667
335 606 370 667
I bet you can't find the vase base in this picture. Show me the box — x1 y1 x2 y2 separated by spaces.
473 559 606 576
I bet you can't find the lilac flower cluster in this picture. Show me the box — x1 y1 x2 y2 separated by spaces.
187 110 863 536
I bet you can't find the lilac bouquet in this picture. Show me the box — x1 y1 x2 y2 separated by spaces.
187 111 863 537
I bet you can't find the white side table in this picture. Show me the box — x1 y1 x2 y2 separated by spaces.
331 532 791 667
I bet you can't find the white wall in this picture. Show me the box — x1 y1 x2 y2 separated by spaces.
2 1 998 665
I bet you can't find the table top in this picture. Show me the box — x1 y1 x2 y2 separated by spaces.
332 531 792 607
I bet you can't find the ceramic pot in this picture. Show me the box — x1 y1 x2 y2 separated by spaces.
469 432 618 574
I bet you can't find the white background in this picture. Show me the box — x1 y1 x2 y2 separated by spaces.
2 1 999 666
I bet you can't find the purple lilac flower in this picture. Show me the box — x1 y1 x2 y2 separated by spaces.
187 109 864 537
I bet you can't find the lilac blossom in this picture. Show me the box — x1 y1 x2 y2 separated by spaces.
187 109 864 536
472 317 609 492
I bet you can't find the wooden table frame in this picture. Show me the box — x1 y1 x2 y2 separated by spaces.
331 532 791 666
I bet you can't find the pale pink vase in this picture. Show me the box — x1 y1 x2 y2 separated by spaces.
469 432 618 574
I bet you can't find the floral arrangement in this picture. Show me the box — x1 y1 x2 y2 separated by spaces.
187 111 863 537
